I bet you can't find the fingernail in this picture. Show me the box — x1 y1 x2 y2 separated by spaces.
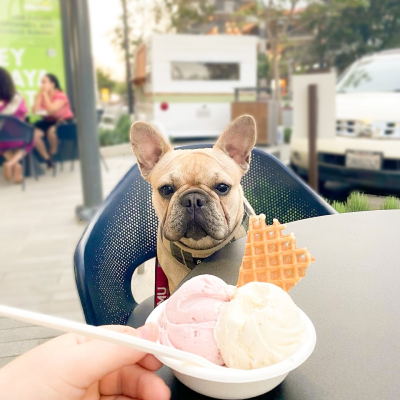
137 323 156 340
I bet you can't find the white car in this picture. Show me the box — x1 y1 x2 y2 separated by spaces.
290 49 400 189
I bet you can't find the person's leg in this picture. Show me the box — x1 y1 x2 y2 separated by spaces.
5 150 25 184
47 125 58 156
13 163 23 184
3 150 25 183
2 151 13 181
34 129 50 160
4 149 24 166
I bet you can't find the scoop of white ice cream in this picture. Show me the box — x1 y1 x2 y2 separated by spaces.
215 282 305 370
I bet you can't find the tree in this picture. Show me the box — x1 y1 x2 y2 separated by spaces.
241 0 303 123
112 1 172 62
162 0 215 32
239 0 365 121
112 0 215 52
304 0 400 72
257 52 270 82
96 69 117 92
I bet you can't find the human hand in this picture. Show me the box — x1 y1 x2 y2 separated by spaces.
0 323 170 400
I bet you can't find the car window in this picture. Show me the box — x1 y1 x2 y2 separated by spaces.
337 56 400 93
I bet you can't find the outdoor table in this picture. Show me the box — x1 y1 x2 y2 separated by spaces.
154 210 400 399
1 210 399 399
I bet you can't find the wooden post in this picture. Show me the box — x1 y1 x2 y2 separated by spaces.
308 84 318 190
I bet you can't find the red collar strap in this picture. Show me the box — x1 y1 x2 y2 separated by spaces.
155 258 170 307
154 203 252 307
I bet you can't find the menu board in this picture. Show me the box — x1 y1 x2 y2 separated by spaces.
0 0 66 109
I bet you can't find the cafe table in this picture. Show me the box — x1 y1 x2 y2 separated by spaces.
151 210 400 399
1 210 399 399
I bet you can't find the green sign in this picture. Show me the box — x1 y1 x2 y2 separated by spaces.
0 0 66 110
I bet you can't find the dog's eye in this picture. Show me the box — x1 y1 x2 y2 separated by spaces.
159 185 175 198
214 183 231 195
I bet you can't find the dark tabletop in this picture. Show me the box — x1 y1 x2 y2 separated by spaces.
131 210 400 400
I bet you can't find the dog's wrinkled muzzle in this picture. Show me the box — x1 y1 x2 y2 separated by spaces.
179 189 210 240
163 188 229 242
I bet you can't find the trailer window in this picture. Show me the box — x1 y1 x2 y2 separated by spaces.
171 62 240 81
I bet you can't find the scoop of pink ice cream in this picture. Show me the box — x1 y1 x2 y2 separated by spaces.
158 274 229 365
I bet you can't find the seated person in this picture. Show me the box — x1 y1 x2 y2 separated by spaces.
32 73 74 168
0 67 28 184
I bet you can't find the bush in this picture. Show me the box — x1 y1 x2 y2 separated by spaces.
330 193 400 213
330 192 391 213
332 200 348 213
382 196 400 210
284 127 292 144
345 192 371 212
99 114 131 147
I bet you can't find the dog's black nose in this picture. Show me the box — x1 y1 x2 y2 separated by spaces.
180 192 207 209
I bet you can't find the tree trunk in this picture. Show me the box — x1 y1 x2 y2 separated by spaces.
272 40 282 125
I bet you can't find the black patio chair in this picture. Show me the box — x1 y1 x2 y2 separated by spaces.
0 115 36 190
74 144 336 327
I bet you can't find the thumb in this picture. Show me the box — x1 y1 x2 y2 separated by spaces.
61 323 159 388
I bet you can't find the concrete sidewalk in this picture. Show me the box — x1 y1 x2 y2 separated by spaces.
0 154 135 323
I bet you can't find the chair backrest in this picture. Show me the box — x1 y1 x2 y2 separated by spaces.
74 145 336 326
56 108 102 141
0 115 34 146
97 109 104 124
57 123 77 141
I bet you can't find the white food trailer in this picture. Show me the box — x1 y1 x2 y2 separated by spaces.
133 34 258 139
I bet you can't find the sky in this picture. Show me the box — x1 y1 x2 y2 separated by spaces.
88 0 125 81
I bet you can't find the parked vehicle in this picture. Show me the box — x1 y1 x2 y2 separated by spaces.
133 34 258 140
290 49 400 189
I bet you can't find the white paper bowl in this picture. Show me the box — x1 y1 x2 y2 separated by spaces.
146 299 316 400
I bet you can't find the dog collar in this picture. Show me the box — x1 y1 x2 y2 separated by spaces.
161 201 252 270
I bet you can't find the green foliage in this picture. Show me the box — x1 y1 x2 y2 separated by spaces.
303 0 400 71
96 69 127 99
96 69 117 92
257 52 270 81
113 0 214 54
382 196 400 210
112 1 171 58
330 192 371 213
332 200 348 213
163 0 215 32
98 114 131 147
115 113 132 135
345 192 371 212
114 82 128 97
284 127 292 144
330 193 400 213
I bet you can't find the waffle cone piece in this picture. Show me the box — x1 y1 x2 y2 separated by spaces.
237 215 315 291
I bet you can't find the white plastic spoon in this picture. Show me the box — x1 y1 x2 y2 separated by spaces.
0 305 222 370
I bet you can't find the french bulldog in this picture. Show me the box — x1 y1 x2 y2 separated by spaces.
130 115 256 292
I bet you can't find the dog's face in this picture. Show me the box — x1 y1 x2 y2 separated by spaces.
130 115 256 250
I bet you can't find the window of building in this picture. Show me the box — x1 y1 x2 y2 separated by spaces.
171 62 240 80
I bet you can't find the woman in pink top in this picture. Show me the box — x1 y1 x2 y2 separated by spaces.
32 73 74 168
0 67 28 183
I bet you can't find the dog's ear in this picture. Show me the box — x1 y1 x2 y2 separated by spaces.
130 122 172 179
214 115 256 173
